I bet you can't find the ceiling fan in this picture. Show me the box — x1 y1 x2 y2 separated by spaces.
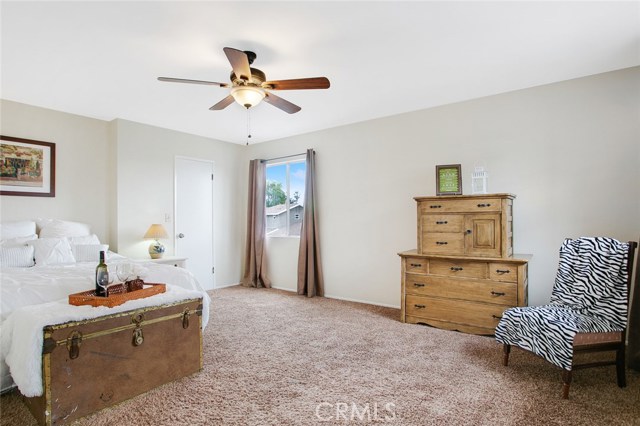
158 47 330 114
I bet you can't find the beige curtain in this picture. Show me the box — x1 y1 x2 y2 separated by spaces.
242 159 271 288
297 149 324 297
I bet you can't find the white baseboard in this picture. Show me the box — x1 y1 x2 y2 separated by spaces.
214 282 242 289
272 286 399 309
220 284 400 310
323 293 399 309
271 285 296 292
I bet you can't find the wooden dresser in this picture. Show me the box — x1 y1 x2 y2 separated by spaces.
399 193 530 335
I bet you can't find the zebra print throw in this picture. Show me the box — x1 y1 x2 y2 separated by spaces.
495 237 630 371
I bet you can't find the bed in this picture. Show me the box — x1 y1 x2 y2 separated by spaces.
0 219 210 395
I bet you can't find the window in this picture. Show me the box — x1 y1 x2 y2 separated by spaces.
266 157 306 237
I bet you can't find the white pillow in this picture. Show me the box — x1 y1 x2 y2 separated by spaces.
0 234 38 247
38 219 91 238
72 244 109 263
0 245 35 268
69 234 101 245
28 238 76 266
0 221 37 240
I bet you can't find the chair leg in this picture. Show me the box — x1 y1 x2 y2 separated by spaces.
503 344 511 366
616 346 626 388
562 370 572 399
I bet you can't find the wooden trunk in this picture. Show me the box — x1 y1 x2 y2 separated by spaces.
22 298 203 426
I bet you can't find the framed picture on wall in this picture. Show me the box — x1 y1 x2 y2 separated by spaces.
436 164 462 196
0 135 56 197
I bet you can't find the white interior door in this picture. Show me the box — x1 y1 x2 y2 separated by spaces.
175 157 214 290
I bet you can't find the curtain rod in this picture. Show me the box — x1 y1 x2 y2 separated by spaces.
261 152 307 163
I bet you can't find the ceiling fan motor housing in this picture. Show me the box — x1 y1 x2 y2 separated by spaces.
230 67 266 86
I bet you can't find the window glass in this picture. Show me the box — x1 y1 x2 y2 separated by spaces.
266 159 305 237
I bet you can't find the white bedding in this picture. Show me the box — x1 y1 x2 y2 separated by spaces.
0 257 210 394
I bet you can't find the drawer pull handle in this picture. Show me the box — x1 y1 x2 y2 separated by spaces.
435 221 448 225
450 267 463 271
414 304 426 309
491 291 506 297
429 205 442 209
465 229 472 235
477 203 492 207
495 269 511 274
409 263 423 268
492 315 503 320
413 283 425 288
436 241 448 245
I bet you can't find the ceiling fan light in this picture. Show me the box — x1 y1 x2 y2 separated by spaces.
231 86 265 109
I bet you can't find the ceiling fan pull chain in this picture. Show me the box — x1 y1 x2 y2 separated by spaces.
246 108 252 145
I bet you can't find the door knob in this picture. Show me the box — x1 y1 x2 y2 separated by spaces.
177 233 185 239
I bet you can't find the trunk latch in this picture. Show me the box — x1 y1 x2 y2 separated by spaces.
66 331 83 359
132 313 145 346
182 308 191 329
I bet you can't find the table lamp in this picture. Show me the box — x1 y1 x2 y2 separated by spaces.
144 224 169 259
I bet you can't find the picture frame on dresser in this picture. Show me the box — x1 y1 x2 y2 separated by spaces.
0 135 56 197
435 164 462 196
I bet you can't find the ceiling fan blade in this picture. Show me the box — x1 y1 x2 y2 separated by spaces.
263 92 301 114
223 47 251 81
209 95 235 110
263 77 330 90
158 77 228 87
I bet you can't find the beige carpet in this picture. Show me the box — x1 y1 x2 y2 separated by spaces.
2 285 639 425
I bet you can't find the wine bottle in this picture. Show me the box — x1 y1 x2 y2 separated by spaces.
95 250 109 297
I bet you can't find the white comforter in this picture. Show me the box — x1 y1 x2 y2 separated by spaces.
0 258 210 395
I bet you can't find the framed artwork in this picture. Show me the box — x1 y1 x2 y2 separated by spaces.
436 164 462 196
0 135 56 197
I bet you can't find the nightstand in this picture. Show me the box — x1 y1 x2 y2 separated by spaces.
141 256 187 268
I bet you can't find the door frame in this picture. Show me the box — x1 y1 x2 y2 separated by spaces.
174 156 215 289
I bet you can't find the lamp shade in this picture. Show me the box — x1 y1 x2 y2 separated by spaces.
231 86 265 109
144 224 168 240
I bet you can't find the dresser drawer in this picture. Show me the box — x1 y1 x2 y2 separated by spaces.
428 259 487 279
422 234 464 254
420 214 464 233
419 198 502 213
405 294 509 329
405 258 428 274
489 263 518 282
405 274 517 305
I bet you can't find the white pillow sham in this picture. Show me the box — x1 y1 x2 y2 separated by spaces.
72 244 109 263
0 245 35 268
28 238 76 266
38 219 91 238
0 221 37 240
0 234 38 247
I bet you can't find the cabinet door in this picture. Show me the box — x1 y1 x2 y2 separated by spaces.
464 214 501 257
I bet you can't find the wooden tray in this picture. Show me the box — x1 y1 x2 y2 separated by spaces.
69 283 166 308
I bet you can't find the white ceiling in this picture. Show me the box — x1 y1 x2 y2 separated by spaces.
2 1 639 145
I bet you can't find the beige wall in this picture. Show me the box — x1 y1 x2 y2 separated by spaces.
112 119 245 289
0 100 111 241
246 67 640 307
0 103 245 289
